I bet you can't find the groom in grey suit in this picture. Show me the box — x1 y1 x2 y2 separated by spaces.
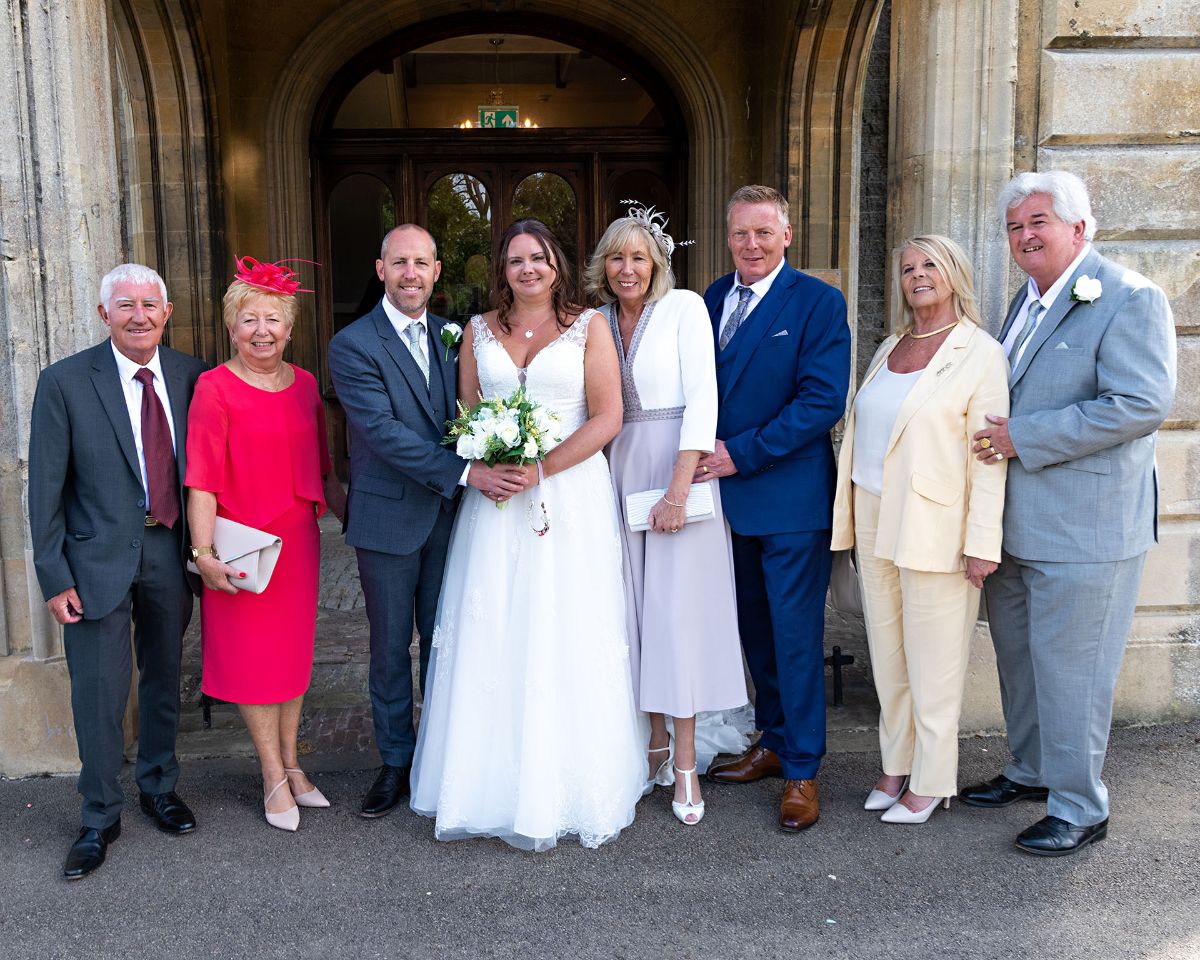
963 171 1176 855
329 225 526 818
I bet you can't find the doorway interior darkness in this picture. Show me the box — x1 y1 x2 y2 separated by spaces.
311 26 688 469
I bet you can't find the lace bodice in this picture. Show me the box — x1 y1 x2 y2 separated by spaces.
470 311 596 437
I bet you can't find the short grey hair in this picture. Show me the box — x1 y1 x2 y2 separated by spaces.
998 171 1096 241
380 224 438 261
726 185 789 229
583 217 676 306
99 263 168 308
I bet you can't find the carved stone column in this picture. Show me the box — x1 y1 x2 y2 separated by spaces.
0 0 122 774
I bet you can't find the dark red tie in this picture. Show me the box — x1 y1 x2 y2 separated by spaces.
134 368 180 529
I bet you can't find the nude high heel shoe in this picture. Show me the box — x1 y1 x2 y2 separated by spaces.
285 768 330 808
671 766 705 825
864 776 909 811
264 779 300 832
880 795 950 824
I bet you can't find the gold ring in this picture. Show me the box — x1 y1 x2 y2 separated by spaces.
980 438 991 449
702 465 709 474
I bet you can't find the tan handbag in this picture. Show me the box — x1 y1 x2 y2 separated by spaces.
187 516 283 594
828 549 863 616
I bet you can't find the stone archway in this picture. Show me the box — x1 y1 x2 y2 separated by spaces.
264 0 730 292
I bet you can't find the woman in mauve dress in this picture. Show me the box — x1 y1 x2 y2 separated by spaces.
186 258 346 832
587 206 749 826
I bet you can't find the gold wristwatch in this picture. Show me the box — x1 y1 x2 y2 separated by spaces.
190 545 219 561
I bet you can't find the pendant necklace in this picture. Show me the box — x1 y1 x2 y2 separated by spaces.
907 319 958 340
517 314 555 340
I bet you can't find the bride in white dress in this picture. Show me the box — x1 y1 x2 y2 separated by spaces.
410 220 645 851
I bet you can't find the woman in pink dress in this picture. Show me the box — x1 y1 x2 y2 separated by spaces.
186 258 346 832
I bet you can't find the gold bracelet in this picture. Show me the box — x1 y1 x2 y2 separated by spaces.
662 496 685 508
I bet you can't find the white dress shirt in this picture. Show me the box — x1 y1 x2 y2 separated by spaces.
1002 243 1092 367
110 342 177 506
381 297 431 367
717 257 788 344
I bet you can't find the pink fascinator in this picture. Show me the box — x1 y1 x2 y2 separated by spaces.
234 256 318 295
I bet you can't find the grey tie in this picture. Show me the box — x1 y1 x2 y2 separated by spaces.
406 320 429 388
1009 300 1044 369
719 285 755 351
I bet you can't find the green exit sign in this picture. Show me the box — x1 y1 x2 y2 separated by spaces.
478 105 519 128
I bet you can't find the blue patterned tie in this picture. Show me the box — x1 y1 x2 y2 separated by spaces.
719 285 755 351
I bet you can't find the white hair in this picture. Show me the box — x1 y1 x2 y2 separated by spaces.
998 171 1096 241
99 263 169 308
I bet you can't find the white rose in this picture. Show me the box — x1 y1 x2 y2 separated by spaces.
1072 276 1102 303
471 432 491 460
533 408 553 432
522 438 539 459
496 420 520 446
442 322 464 340
455 434 474 459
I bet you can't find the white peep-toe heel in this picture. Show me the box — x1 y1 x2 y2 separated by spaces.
671 766 705 826
285 767 330 808
264 778 300 832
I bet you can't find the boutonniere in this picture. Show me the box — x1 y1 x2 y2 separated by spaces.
440 322 464 361
1071 276 1102 303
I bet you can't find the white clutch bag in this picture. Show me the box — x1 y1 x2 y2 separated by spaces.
625 483 715 533
187 516 283 594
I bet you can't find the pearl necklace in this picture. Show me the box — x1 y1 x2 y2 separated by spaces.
906 320 958 340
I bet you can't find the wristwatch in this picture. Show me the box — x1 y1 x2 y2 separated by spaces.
190 545 219 562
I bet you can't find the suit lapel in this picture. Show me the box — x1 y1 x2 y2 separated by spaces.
1010 249 1102 388
429 314 458 417
705 275 735 340
90 341 142 483
885 323 973 457
159 347 190 483
373 306 438 425
722 267 797 395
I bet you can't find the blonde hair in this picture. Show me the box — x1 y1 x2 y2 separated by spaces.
222 280 298 334
583 218 675 305
726 185 789 229
893 235 983 335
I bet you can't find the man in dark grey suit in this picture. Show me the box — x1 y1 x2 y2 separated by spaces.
329 225 526 818
963 171 1176 856
29 264 207 879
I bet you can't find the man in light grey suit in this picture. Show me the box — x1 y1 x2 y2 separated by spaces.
328 225 527 818
29 264 207 879
962 171 1176 856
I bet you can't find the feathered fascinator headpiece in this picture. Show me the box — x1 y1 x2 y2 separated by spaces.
233 256 317 296
621 200 694 260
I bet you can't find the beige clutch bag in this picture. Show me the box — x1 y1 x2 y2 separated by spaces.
624 483 715 533
187 516 283 594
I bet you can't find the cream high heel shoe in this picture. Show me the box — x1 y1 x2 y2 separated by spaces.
285 767 330 808
864 776 909 811
647 745 675 788
264 778 300 832
671 766 705 825
880 794 950 824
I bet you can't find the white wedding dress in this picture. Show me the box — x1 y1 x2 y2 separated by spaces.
410 310 645 851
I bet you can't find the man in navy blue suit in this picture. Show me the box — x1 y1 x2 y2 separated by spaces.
701 185 850 831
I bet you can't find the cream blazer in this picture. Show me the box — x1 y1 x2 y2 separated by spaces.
831 322 1010 572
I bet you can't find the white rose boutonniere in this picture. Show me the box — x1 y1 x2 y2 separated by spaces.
1071 276 1102 303
440 322 464 361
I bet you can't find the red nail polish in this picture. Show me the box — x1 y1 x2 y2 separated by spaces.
239 572 247 578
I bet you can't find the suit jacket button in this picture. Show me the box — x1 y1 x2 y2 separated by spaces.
131 538 141 548
137 498 146 508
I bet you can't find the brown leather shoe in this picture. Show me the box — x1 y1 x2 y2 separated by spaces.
779 779 819 832
707 744 783 784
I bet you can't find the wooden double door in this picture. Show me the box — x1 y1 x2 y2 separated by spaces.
312 129 684 469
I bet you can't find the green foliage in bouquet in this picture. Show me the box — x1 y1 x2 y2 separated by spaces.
442 386 563 466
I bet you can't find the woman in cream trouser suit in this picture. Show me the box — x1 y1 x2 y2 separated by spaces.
831 235 1009 823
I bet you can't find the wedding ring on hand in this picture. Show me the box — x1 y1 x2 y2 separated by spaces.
702 465 709 474
980 437 991 449
994 452 1004 461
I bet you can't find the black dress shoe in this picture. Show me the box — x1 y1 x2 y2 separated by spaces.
63 821 121 880
139 791 197 833
958 774 1049 808
360 764 410 818
1015 815 1108 857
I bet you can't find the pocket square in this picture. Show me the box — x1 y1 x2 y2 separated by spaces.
771 329 789 338
1054 342 1071 350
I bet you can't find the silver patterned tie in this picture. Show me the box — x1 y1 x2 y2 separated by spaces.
719 285 755 351
1009 300 1044 369
406 320 430 388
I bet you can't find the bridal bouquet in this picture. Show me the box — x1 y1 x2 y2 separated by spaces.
443 387 562 525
